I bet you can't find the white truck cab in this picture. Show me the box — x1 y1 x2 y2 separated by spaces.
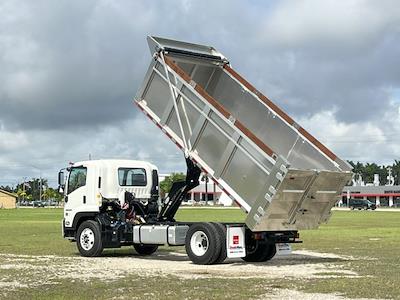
61 159 159 230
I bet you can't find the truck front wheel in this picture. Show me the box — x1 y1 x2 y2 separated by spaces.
242 239 276 262
134 244 158 255
76 220 103 257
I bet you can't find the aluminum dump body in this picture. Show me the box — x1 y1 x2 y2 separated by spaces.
135 36 352 231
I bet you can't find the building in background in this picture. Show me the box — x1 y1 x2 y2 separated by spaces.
185 175 234 206
341 170 400 207
0 189 17 209
342 185 400 207
160 173 234 206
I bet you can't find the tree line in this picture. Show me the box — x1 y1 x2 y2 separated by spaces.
0 178 63 203
348 160 400 185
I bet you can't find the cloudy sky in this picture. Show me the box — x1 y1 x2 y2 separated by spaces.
1 0 399 187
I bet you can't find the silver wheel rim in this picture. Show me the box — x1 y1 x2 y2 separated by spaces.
80 228 95 251
190 231 209 256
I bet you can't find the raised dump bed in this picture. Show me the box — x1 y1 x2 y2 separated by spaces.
135 36 352 232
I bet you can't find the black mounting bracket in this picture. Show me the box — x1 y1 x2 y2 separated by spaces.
157 157 201 222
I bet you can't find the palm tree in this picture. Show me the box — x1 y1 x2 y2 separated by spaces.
42 188 52 200
16 188 27 202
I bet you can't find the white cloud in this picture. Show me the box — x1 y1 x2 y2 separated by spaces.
298 107 400 164
0 125 29 152
261 0 400 50
0 114 185 186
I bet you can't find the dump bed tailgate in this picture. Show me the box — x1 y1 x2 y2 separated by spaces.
135 36 352 231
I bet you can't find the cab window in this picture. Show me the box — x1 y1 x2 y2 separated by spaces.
118 168 147 186
67 167 87 194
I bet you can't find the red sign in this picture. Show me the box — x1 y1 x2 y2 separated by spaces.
233 235 239 245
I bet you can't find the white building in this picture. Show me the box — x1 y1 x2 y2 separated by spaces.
185 177 233 206
341 172 400 207
160 173 233 206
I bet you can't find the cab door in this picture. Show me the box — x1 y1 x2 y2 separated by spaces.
64 166 88 227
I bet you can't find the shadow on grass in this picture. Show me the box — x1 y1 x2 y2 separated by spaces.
70 249 349 265
231 255 347 267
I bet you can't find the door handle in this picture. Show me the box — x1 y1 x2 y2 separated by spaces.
83 196 86 204
65 196 68 203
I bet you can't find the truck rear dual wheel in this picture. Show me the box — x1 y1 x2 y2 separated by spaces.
76 220 104 257
185 222 226 265
241 238 276 262
212 222 227 264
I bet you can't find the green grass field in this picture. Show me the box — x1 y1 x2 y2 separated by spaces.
0 208 399 299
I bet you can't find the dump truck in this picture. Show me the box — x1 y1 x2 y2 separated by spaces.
59 36 352 265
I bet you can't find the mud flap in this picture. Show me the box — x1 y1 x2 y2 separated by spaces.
276 243 292 256
226 226 246 258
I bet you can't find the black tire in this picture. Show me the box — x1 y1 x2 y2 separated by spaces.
76 220 103 257
211 223 227 264
263 243 277 261
241 239 276 262
185 222 222 265
134 244 158 256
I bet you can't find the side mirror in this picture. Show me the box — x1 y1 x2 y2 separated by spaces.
124 191 136 203
58 170 65 192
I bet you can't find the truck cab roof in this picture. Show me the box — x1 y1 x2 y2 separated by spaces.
71 159 158 171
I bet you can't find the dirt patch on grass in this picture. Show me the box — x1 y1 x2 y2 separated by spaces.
0 250 358 287
0 281 28 289
0 250 358 280
264 289 377 300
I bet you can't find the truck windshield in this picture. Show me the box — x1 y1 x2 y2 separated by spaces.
67 167 87 194
118 168 147 186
